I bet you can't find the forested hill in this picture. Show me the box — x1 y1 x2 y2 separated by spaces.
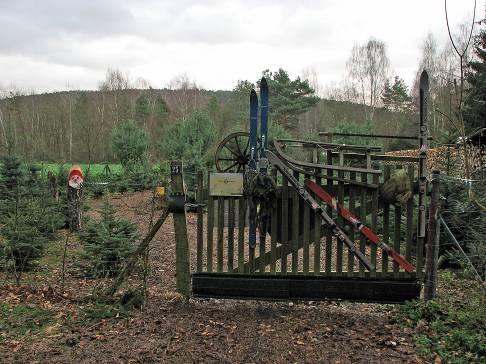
0 87 416 164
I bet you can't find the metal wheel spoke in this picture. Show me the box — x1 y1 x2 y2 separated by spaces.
233 135 243 155
224 144 238 157
218 157 237 161
243 138 250 155
223 162 239 172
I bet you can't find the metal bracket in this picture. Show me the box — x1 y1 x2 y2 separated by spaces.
168 195 186 213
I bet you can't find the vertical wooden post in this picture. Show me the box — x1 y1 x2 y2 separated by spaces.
424 170 440 301
171 160 190 297
196 170 204 273
417 71 429 277
67 165 84 232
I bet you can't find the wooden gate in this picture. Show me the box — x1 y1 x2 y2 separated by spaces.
191 143 424 303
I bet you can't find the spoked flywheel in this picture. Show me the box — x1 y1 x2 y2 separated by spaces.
215 132 260 172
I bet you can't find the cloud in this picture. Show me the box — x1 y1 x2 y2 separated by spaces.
0 0 477 92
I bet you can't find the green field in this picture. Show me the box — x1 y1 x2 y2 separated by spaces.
39 163 123 177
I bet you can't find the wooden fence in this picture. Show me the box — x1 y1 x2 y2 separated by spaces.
194 145 425 281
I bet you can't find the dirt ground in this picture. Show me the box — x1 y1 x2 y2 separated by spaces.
1 191 420 363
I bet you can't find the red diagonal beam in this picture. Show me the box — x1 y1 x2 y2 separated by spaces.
305 179 415 273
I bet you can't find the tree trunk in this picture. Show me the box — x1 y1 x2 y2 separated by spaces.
68 186 82 232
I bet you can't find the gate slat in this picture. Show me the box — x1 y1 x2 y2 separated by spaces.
325 150 333 274
337 149 344 275
217 197 224 272
237 197 245 273
259 214 266 273
359 171 367 277
207 195 214 273
382 166 391 273
270 169 278 273
371 173 379 277
196 171 204 273
281 177 289 274
394 204 402 277
292 171 300 274
348 171 356 276
314 170 322 275
271 198 277 273
406 165 414 263
303 200 310 274
228 197 235 272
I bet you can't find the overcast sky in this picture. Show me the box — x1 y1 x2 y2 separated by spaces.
0 0 478 94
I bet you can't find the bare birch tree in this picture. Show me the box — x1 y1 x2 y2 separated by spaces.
346 38 390 120
167 74 200 121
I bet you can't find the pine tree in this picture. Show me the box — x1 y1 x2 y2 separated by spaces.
0 157 63 279
155 96 169 120
382 80 394 110
381 76 412 112
0 156 24 221
464 24 486 133
79 200 137 277
135 93 150 126
261 69 320 129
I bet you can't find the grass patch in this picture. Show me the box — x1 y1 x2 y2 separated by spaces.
77 290 143 325
393 272 486 363
78 303 133 324
39 163 123 178
0 303 54 340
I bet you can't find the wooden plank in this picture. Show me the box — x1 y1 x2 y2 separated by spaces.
359 171 367 277
348 171 356 276
336 150 345 275
325 151 333 274
311 152 420 163
276 138 382 152
270 169 278 273
217 197 224 272
237 197 246 273
270 199 277 273
196 170 204 273
317 131 431 141
314 210 321 275
371 173 379 277
171 161 190 297
282 157 382 175
259 207 266 273
382 166 391 273
313 171 322 275
281 177 289 274
207 195 214 273
303 199 310 274
192 273 421 303
249 246 255 274
228 197 235 272
394 204 402 277
406 165 414 263
292 171 300 274
373 155 420 163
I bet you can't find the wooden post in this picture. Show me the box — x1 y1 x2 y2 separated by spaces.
67 165 83 232
196 170 204 273
417 71 429 278
424 170 440 301
171 161 190 297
